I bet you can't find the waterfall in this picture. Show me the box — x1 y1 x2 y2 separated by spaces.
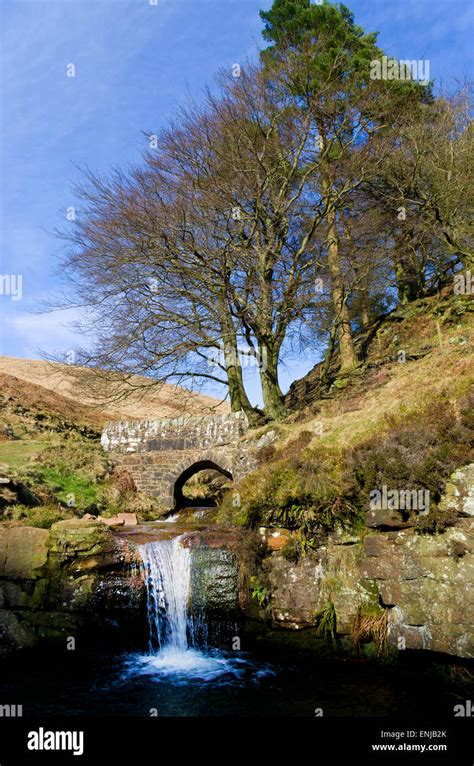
138 537 191 654
128 536 258 681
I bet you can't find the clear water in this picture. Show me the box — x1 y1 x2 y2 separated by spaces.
0 646 465 718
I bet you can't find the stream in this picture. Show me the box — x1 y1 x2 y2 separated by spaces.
0 533 467 719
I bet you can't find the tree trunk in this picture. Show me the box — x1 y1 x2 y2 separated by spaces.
326 204 358 372
395 258 423 304
221 322 260 424
258 343 287 420
360 288 371 328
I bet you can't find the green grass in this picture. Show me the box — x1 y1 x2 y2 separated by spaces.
0 440 50 469
314 602 337 643
37 467 104 510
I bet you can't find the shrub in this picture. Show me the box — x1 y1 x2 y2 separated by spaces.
237 443 361 536
349 393 474 531
2 504 72 528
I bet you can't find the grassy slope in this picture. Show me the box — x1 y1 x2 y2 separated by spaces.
259 292 472 450
0 356 229 420
0 362 226 527
0 370 105 473
222 292 473 533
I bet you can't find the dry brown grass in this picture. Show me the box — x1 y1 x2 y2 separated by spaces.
0 356 228 420
248 306 474 452
351 609 388 656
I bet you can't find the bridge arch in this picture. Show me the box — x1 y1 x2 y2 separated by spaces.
169 451 234 509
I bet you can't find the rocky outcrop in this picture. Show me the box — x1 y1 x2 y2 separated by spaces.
363 522 473 656
438 464 474 517
0 526 48 579
261 529 367 633
190 545 239 615
0 521 244 656
0 520 143 654
256 466 474 658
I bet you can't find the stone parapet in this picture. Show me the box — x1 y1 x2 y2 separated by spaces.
101 411 248 454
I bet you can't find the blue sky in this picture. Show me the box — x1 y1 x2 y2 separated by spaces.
0 0 473 404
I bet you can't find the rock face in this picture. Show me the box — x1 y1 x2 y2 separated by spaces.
0 520 144 655
262 530 367 633
190 545 239 616
0 526 48 579
363 522 473 656
256 466 474 658
438 464 474 517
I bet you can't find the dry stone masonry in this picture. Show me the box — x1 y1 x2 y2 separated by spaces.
101 411 250 509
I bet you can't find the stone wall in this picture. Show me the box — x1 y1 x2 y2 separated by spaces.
114 447 236 508
101 411 248 454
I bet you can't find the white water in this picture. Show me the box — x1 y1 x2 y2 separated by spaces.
160 513 179 523
136 537 228 677
138 537 191 653
130 537 274 683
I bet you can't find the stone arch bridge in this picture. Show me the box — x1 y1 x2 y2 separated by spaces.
101 412 254 510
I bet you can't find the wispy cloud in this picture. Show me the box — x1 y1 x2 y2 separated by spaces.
0 305 86 359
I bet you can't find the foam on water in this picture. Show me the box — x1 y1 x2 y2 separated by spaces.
134 537 274 686
138 537 191 653
123 647 252 683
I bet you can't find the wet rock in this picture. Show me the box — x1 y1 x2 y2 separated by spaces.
2 579 47 610
49 575 97 611
24 610 83 641
0 610 37 654
190 545 239 614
